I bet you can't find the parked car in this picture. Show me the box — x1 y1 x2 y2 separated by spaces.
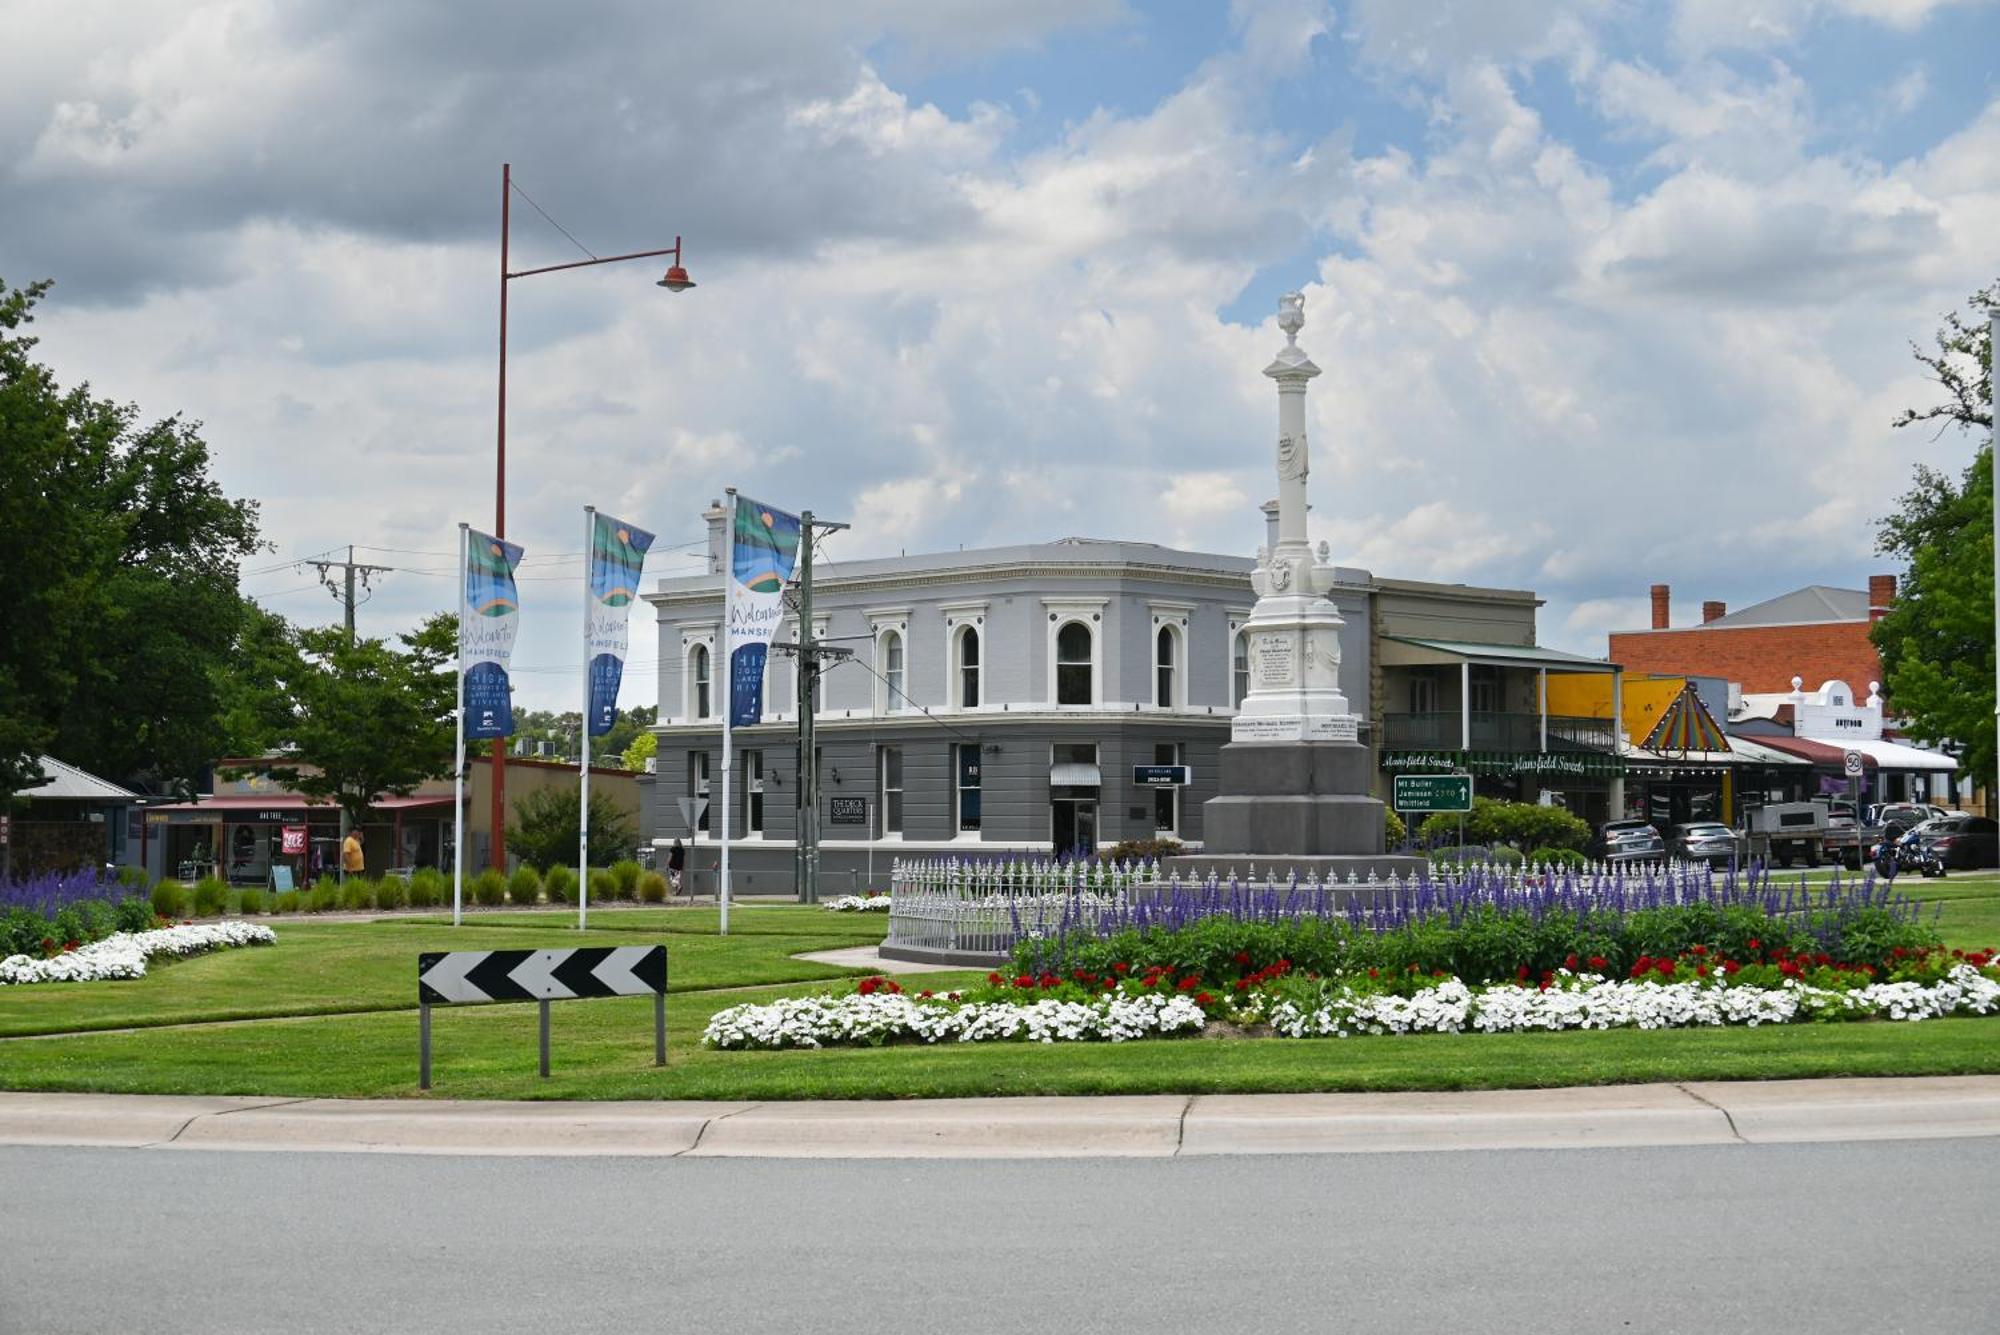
1917 815 2000 870
1591 819 1666 863
1669 821 1739 865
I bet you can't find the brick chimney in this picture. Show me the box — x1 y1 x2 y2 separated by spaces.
1701 600 1726 624
1650 584 1671 630
703 498 728 574
1868 573 1896 622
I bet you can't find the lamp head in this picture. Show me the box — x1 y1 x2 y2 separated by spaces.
657 264 695 292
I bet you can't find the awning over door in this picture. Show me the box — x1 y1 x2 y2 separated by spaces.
1049 763 1102 786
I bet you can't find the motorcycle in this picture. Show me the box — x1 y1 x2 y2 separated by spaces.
1877 827 1946 879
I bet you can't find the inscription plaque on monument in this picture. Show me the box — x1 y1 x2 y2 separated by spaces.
1253 634 1295 689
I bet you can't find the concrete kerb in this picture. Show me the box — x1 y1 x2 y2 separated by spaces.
2 1078 1997 1158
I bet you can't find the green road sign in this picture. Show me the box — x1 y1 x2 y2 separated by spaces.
1393 773 1472 813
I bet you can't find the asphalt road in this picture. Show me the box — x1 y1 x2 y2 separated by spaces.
3 1140 1994 1334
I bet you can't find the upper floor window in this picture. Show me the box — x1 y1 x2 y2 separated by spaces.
1056 621 1093 705
1469 665 1500 714
1409 671 1439 714
1232 631 1249 709
689 643 712 719
1155 625 1180 708
742 751 764 836
956 625 981 709
881 629 906 713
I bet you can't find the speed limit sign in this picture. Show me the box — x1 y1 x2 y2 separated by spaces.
1843 750 1864 778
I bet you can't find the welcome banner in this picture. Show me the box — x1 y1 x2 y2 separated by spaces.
461 528 524 740
585 511 655 736
723 494 802 726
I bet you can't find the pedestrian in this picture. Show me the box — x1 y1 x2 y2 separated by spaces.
341 826 366 881
668 837 687 898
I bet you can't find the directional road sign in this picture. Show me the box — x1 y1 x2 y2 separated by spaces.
418 946 669 1089
1393 773 1473 813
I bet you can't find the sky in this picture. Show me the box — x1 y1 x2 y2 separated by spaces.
4 0 1998 711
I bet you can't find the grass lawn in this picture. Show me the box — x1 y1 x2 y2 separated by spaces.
0 893 1995 1103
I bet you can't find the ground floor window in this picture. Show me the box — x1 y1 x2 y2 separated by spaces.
690 752 712 833
879 747 904 836
1052 741 1100 855
1153 741 1182 835
957 743 982 834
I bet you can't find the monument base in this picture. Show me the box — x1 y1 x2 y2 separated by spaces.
1198 740 1397 855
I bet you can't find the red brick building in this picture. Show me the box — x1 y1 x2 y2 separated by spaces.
1609 577 1896 695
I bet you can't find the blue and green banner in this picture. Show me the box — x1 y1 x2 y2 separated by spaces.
586 512 655 736
724 495 802 726
461 528 523 740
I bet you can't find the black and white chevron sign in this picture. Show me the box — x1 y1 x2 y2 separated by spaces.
418 946 668 1005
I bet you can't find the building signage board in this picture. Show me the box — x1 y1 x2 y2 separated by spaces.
1132 765 1191 787
1393 774 1473 813
1380 749 1626 779
829 797 869 826
280 825 308 856
1234 715 1358 743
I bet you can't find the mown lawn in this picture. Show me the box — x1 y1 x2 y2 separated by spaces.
0 893 1994 1102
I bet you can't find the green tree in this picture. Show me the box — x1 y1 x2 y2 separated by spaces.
598 705 656 769
0 278 263 799
505 786 637 870
621 729 657 773
1873 282 1995 802
260 613 458 833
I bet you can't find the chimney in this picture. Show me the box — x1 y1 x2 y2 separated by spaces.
1701 600 1726 624
703 498 728 575
1868 573 1896 622
1650 583 1670 630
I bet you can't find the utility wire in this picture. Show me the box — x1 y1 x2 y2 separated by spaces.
509 177 597 261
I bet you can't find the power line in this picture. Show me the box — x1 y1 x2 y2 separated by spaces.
509 176 597 262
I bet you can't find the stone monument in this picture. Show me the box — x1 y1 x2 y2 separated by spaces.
1170 292 1425 882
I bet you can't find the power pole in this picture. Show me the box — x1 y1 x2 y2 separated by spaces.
309 545 395 645
778 512 849 903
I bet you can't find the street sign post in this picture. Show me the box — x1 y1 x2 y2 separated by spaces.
1843 750 1864 778
1132 765 1191 787
1392 774 1472 813
675 795 709 833
417 945 668 1089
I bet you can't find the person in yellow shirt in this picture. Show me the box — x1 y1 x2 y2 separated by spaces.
341 828 365 877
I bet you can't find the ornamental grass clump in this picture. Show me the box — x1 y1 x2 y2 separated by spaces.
407 869 446 908
151 879 189 920
589 869 619 904
472 869 507 907
637 870 668 903
507 866 542 907
610 859 643 899
191 876 228 917
307 877 342 913
236 887 265 916
375 875 409 910
543 865 577 904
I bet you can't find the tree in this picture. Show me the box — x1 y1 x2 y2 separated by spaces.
1873 282 1995 803
622 729 658 773
506 786 637 871
261 613 458 834
0 277 263 800
598 706 655 769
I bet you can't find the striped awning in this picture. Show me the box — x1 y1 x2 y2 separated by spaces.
1641 684 1730 756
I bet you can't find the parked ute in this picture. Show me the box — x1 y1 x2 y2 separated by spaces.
1918 815 2000 870
1669 821 1739 865
1741 800 1830 868
1590 819 1666 863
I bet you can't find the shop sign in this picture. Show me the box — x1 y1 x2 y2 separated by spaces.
829 797 868 826
280 825 308 856
1381 749 1625 779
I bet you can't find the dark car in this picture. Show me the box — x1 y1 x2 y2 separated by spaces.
1918 815 2000 870
1591 819 1666 863
1669 821 1738 865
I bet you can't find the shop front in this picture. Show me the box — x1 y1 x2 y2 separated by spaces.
1379 749 1627 827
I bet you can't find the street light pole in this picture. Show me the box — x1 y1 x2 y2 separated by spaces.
487 161 695 870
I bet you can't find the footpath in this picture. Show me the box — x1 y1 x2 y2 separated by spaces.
2 1076 1996 1159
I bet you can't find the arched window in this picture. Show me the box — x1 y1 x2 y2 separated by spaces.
882 630 906 713
1056 621 1093 705
1232 632 1249 709
956 625 981 709
1155 625 1179 708
690 643 712 719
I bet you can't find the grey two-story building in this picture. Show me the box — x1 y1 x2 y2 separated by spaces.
641 502 1626 891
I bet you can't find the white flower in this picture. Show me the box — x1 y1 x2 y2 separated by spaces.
0 922 277 986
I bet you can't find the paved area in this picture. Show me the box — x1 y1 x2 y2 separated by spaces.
790 942 957 974
2 1076 1995 1158
2 1138 1994 1333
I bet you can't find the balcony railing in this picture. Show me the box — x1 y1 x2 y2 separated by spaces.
1381 711 1619 753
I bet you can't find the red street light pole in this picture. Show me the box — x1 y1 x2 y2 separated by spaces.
490 161 694 871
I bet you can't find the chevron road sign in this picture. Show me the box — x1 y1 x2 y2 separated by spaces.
417 946 668 1089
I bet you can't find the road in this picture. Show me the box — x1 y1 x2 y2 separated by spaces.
2 1140 1993 1334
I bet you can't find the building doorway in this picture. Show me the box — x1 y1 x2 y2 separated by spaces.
1052 793 1098 857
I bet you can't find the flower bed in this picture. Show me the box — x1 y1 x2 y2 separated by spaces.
701 945 2000 1050
0 922 277 985
824 894 893 912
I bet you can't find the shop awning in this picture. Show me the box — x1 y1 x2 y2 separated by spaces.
1380 636 1621 673
1380 749 1626 778
1050 762 1102 786
1640 684 1731 754
373 794 455 809
1843 738 1959 773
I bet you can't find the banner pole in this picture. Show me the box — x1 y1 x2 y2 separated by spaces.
720 489 736 936
454 522 467 928
579 506 594 931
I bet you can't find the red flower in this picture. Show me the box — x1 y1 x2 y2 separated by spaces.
1367 968 1379 978
1195 992 1214 1005
1232 951 1251 967
1564 953 1579 970
1013 975 1033 989
885 979 904 994
1695 964 1709 978
1746 938 1761 950
1588 956 1607 970
1722 960 1741 975
919 989 934 998
857 976 881 995
1038 973 1059 989
988 972 1003 985
1177 976 1200 992
1234 979 1250 991
1112 962 1129 974
62 941 78 953
1516 965 1530 980
1141 978 1156 989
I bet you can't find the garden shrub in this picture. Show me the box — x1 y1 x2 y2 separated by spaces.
151 879 189 920
116 865 150 890
274 890 303 914
113 896 155 933
589 869 618 904
1104 838 1185 861
3 907 51 956
408 869 445 908
507 866 542 907
309 878 343 913
1530 847 1587 869
472 869 507 907
188 875 226 919
637 870 669 903
610 859 643 898
236 887 265 916
375 875 409 911
338 877 373 911
543 865 577 904
1384 808 1407 847
1419 798 1590 853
